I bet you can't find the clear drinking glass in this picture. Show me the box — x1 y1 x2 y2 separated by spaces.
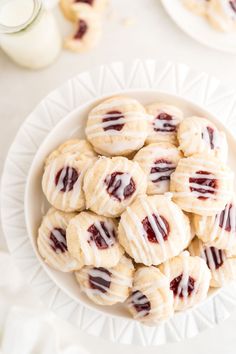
0 0 61 69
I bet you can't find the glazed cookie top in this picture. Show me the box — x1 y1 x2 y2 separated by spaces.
145 102 184 145
83 156 147 217
37 208 83 272
133 142 182 195
118 194 191 266
67 211 124 267
182 0 210 16
75 255 134 306
86 96 148 156
45 139 97 166
126 266 174 324
178 116 228 161
160 251 211 311
42 153 93 212
170 154 234 216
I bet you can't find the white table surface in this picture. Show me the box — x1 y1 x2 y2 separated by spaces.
1 0 236 352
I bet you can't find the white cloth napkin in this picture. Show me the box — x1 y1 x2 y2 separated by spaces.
0 251 89 354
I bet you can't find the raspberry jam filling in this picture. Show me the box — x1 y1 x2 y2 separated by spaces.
102 110 125 131
74 20 88 40
75 0 93 4
131 290 151 316
55 167 79 192
170 274 195 298
219 204 235 232
203 247 224 270
153 112 176 133
49 228 67 253
189 170 217 200
89 267 111 293
105 172 136 201
150 159 175 184
142 214 170 243
87 222 115 249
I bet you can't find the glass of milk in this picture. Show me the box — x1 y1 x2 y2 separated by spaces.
0 0 62 69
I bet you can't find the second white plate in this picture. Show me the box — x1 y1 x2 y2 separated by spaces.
161 0 236 53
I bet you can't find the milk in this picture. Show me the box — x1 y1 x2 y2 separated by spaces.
0 0 61 69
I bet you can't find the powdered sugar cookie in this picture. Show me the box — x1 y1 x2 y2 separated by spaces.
118 194 191 266
75 255 134 306
207 0 236 32
133 143 182 195
189 237 236 287
37 208 83 272
178 116 228 162
160 251 211 311
170 154 234 216
83 156 147 217
145 103 184 145
65 4 102 52
67 211 123 267
46 139 96 166
42 153 93 212
193 199 236 250
126 266 174 324
86 96 148 156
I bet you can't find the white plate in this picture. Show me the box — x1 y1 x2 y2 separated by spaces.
161 0 236 53
2 60 236 346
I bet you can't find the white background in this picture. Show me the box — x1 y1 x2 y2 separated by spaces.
1 0 236 352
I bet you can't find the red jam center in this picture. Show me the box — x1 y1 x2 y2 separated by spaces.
75 0 93 4
102 110 125 131
89 267 111 293
105 172 136 201
229 0 236 13
219 203 235 232
189 170 217 200
74 19 88 40
170 274 195 298
87 222 115 249
142 214 170 243
150 159 176 184
55 167 79 192
49 228 67 253
131 290 151 316
203 247 224 270
153 112 176 132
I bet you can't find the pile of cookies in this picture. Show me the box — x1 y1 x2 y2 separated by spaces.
183 0 236 32
60 0 107 52
38 95 236 325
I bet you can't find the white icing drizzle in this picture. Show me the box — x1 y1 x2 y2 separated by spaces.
152 116 180 133
106 172 132 201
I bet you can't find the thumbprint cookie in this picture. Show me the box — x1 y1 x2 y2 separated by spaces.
83 156 147 217
160 251 211 311
75 255 134 306
133 142 182 195
118 194 191 266
37 208 83 272
67 211 124 267
86 96 148 156
170 154 234 216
